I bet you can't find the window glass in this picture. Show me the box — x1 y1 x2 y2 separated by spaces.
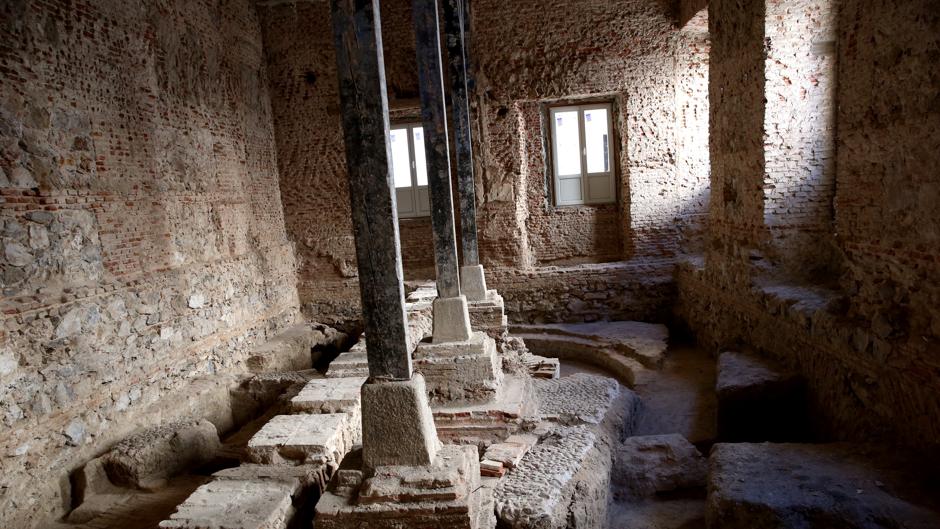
583 108 610 174
413 127 428 186
389 128 412 188
553 110 581 176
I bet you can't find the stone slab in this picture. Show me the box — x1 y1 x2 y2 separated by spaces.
159 479 298 529
290 376 366 414
534 373 625 426
246 414 352 467
708 443 940 529
212 463 331 495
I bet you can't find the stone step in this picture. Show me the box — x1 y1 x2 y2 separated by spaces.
290 376 367 414
715 351 810 442
511 321 668 368
514 333 651 387
708 443 940 529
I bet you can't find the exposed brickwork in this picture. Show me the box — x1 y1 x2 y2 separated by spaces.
763 0 838 277
681 0 940 456
0 1 298 526
262 0 710 324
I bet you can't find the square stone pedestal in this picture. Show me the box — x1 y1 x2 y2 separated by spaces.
468 290 508 339
414 331 502 404
315 445 494 529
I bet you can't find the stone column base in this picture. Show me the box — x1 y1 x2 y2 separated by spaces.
315 445 494 529
414 331 503 404
360 375 441 470
432 295 473 343
460 264 488 302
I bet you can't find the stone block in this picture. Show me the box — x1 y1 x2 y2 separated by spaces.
159 479 298 529
495 426 606 529
432 295 473 343
290 376 366 414
102 419 221 490
247 323 344 374
361 375 441 470
212 464 331 494
613 434 706 499
468 290 508 337
246 414 352 467
461 264 488 301
716 351 810 442
707 443 940 529
414 331 503 403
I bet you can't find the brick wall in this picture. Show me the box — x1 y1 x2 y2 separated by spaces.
680 0 940 456
257 0 428 323
763 0 838 278
0 1 299 526
263 0 711 324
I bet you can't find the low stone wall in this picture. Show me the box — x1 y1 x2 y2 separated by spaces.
675 261 940 460
491 259 676 324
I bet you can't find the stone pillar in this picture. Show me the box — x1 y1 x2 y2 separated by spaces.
330 0 439 469
412 0 472 343
442 0 488 302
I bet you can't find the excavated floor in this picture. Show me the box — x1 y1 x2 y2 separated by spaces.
50 323 940 529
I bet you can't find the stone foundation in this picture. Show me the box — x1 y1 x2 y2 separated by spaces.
315 445 493 529
414 331 503 404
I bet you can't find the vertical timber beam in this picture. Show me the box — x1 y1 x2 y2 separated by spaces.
442 0 479 267
412 0 461 301
330 0 411 380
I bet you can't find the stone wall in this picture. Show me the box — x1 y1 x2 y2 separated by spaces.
679 0 940 456
0 1 299 526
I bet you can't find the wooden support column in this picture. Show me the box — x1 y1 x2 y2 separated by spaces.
412 0 462 300
442 0 480 266
330 0 411 380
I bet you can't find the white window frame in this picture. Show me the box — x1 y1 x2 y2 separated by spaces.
549 103 616 207
391 123 431 219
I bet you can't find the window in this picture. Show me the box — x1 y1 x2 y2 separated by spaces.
390 123 431 218
549 103 616 206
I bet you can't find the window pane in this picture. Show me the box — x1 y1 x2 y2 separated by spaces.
553 110 581 176
584 108 610 174
413 127 428 186
390 128 412 188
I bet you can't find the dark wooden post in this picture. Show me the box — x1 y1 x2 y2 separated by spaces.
442 0 480 267
331 0 411 380
412 0 462 300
